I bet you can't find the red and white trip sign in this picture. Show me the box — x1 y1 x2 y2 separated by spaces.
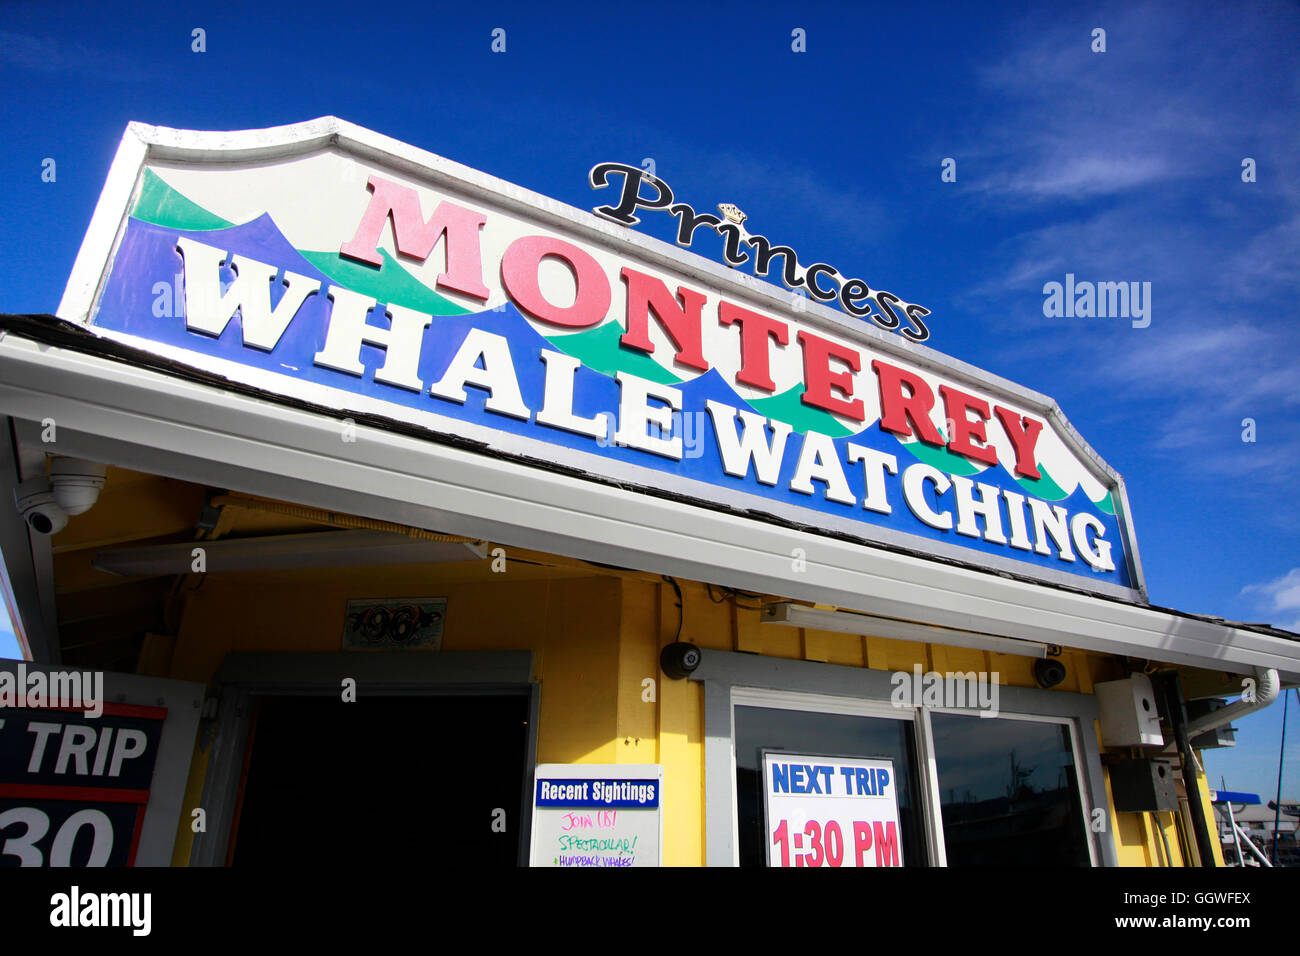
762 753 903 868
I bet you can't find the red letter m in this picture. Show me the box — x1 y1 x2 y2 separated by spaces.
873 821 900 867
340 174 490 300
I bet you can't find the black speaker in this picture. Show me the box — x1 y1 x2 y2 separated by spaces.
660 642 702 679
1033 657 1067 689
1109 758 1179 812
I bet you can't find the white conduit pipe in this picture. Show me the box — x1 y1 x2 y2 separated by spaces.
1165 667 1280 756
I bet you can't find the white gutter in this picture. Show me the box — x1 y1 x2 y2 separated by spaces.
1188 667 1280 738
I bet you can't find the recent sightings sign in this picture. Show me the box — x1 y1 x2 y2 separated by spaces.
61 119 1141 597
530 764 663 867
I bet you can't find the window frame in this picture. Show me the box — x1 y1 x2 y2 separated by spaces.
921 706 1099 866
730 687 937 865
690 649 1115 866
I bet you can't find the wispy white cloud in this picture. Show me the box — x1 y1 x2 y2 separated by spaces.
997 155 1170 200
1242 569 1300 632
1045 318 1300 470
1222 213 1300 298
949 2 1300 492
0 30 155 83
961 3 1299 204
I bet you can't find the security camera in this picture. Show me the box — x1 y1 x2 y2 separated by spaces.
12 459 107 536
49 458 107 515
661 642 702 680
1034 657 1067 689
14 478 68 535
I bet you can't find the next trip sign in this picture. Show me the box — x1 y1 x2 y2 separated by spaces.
763 752 903 868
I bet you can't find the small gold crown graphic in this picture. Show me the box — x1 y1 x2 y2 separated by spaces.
717 203 747 225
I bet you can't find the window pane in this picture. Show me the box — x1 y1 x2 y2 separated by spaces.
930 713 1090 866
733 704 926 867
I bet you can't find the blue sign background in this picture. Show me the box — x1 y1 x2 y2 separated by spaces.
91 214 1132 589
535 779 660 808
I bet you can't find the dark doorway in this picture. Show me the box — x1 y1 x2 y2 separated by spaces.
229 694 530 867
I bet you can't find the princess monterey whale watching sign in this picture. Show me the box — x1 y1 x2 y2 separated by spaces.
59 119 1143 599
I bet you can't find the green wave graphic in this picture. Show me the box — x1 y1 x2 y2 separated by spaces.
1091 491 1115 514
132 169 236 231
132 170 467 316
900 435 988 477
544 322 683 386
749 383 854 437
299 249 470 316
1016 463 1069 500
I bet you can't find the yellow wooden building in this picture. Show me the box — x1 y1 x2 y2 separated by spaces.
1 118 1295 868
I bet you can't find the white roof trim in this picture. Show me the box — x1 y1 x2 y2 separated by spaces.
0 330 1292 680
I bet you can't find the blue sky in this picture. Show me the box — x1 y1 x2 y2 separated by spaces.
0 0 1296 800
